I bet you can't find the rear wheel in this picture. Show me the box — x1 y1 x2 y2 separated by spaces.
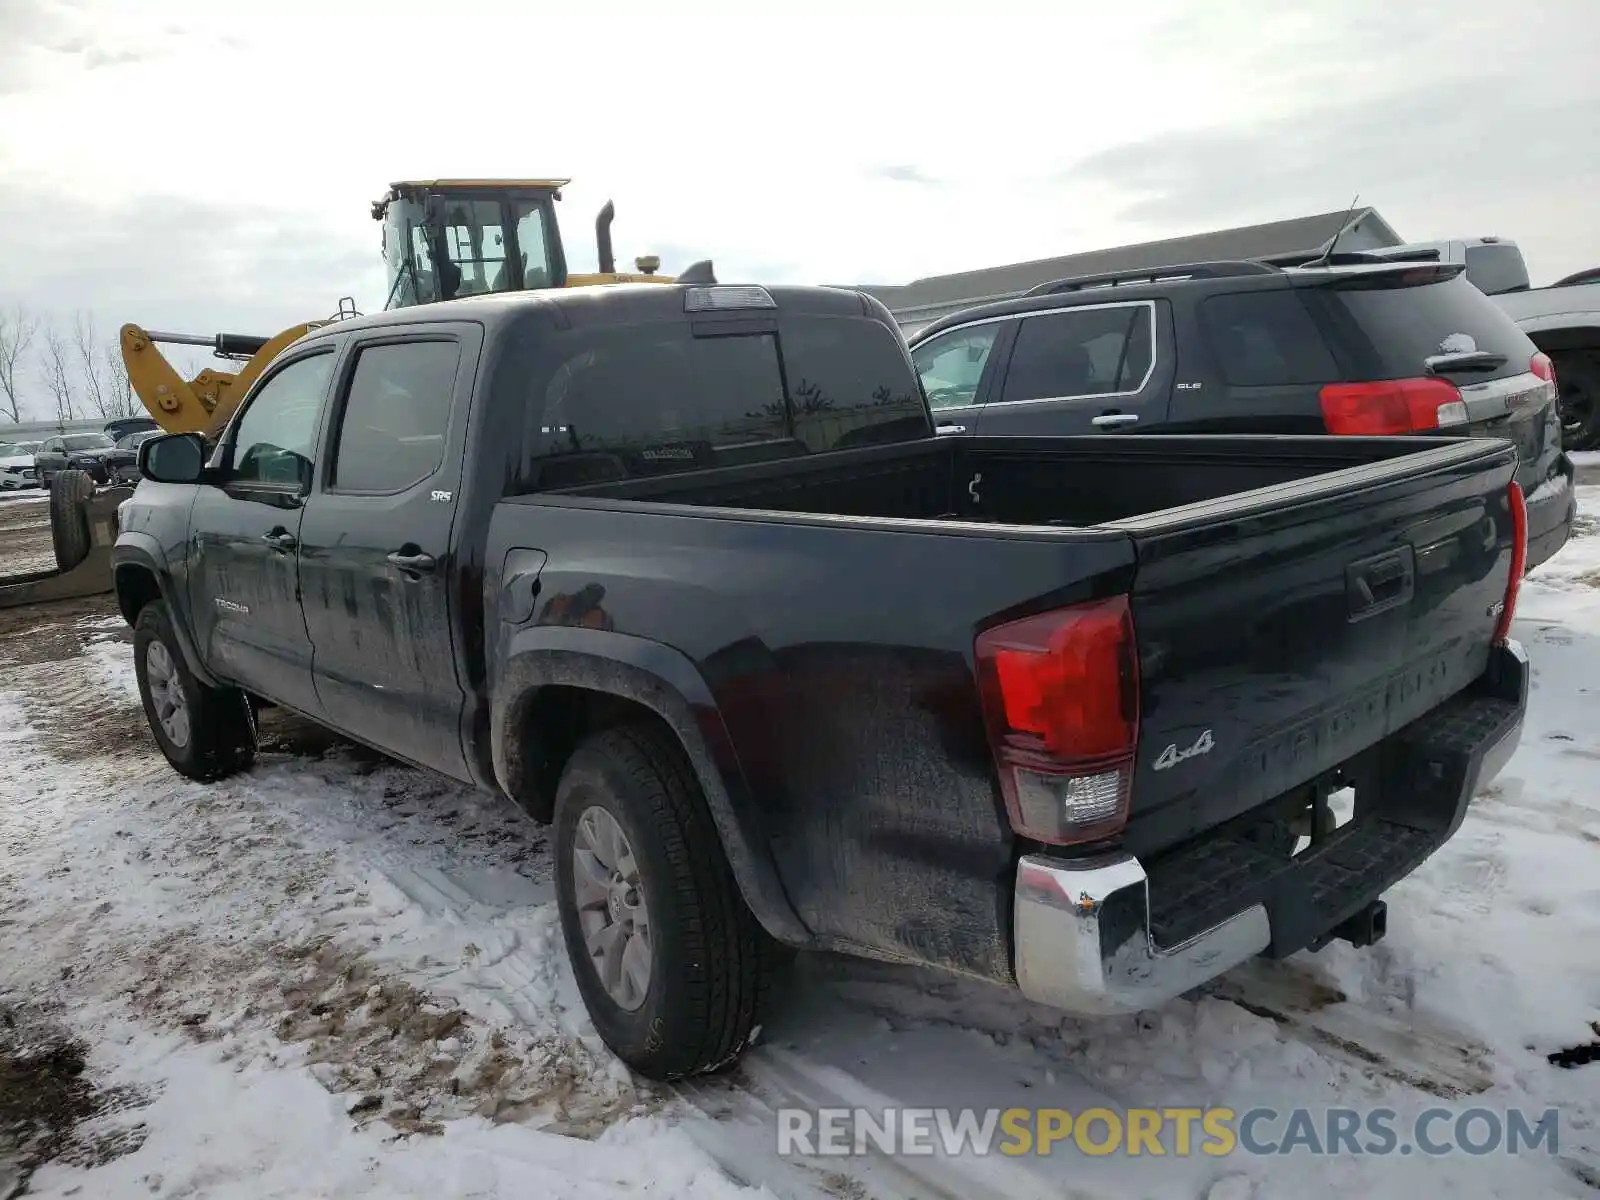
553 722 780 1081
1555 352 1600 452
49 469 94 570
133 601 256 781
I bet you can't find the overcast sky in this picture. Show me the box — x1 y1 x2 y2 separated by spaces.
1 0 1596 419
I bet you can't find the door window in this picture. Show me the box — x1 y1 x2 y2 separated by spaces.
330 340 461 492
911 325 1001 410
999 304 1154 404
229 352 334 488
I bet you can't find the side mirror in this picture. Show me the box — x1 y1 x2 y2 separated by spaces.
139 433 207 484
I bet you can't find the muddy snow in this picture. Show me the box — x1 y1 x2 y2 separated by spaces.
0 493 1597 1198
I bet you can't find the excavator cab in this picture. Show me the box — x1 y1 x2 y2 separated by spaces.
373 179 670 311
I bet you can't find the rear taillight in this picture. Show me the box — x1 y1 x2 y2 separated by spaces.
1493 482 1527 645
1319 377 1467 435
974 596 1139 845
1530 352 1558 404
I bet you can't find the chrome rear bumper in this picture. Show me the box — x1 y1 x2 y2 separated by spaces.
1014 853 1269 1015
1013 643 1526 1016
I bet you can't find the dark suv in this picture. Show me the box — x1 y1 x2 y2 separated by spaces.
907 259 1575 569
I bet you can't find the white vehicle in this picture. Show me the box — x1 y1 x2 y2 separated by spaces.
0 441 41 491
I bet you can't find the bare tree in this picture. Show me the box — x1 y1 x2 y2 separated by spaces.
73 311 110 418
0 303 38 423
41 320 78 426
104 335 138 419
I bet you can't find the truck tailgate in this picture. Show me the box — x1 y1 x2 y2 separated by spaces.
1111 438 1520 857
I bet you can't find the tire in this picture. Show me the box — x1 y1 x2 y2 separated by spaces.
553 722 780 1081
49 469 94 570
1555 352 1600 453
133 601 256 781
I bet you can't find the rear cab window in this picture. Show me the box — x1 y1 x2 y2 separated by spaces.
1463 244 1530 296
1298 268 1536 384
522 314 927 488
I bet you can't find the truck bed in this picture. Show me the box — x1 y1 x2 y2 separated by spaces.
491 431 1522 981
550 433 1468 528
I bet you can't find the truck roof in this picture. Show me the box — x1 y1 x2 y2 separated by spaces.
301 282 890 347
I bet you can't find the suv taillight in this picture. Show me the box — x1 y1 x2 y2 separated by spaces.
1530 352 1558 401
973 596 1139 845
1319 377 1467 435
1493 482 1527 645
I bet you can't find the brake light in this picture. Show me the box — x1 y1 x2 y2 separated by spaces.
1530 352 1554 383
1493 482 1527 645
974 596 1139 845
1319 377 1467 435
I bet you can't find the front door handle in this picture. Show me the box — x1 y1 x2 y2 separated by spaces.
936 423 967 436
1091 412 1140 428
387 549 437 576
261 530 297 553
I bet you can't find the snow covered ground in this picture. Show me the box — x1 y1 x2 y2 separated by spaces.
0 496 1597 1199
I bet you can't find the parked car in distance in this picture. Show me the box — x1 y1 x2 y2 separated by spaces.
115 277 1529 1082
34 432 118 488
105 430 161 486
907 258 1575 571
103 416 161 443
0 441 41 490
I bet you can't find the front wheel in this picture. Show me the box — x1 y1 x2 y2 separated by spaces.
133 601 256 781
553 723 779 1081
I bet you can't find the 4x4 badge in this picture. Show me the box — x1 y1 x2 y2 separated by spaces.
1154 729 1215 771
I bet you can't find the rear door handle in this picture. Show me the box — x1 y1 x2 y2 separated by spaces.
935 424 967 435
261 530 297 553
387 549 437 576
1091 413 1140 428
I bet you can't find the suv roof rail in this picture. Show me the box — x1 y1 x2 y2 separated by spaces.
1024 259 1277 296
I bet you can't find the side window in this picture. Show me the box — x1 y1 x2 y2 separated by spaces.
513 204 553 289
999 305 1153 404
330 341 461 493
911 325 1001 410
43 438 60 452
1200 292 1338 387
229 353 334 488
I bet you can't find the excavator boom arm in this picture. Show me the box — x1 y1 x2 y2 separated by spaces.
120 321 323 438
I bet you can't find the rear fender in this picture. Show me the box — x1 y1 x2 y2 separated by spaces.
111 535 219 688
491 624 811 946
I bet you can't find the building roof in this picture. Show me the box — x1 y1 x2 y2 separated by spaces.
847 208 1403 327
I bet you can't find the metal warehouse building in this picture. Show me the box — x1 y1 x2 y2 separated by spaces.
850 208 1404 336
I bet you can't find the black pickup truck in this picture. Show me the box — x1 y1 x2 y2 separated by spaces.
112 276 1530 1081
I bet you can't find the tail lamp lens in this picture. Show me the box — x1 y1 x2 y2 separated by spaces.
974 596 1139 845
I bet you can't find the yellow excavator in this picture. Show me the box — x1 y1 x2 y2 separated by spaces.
119 179 675 438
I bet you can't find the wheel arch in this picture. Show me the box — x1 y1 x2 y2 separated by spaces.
111 538 221 688
491 625 811 946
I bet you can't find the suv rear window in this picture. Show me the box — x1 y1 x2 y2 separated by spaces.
523 316 926 488
1300 269 1536 383
1200 290 1338 387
